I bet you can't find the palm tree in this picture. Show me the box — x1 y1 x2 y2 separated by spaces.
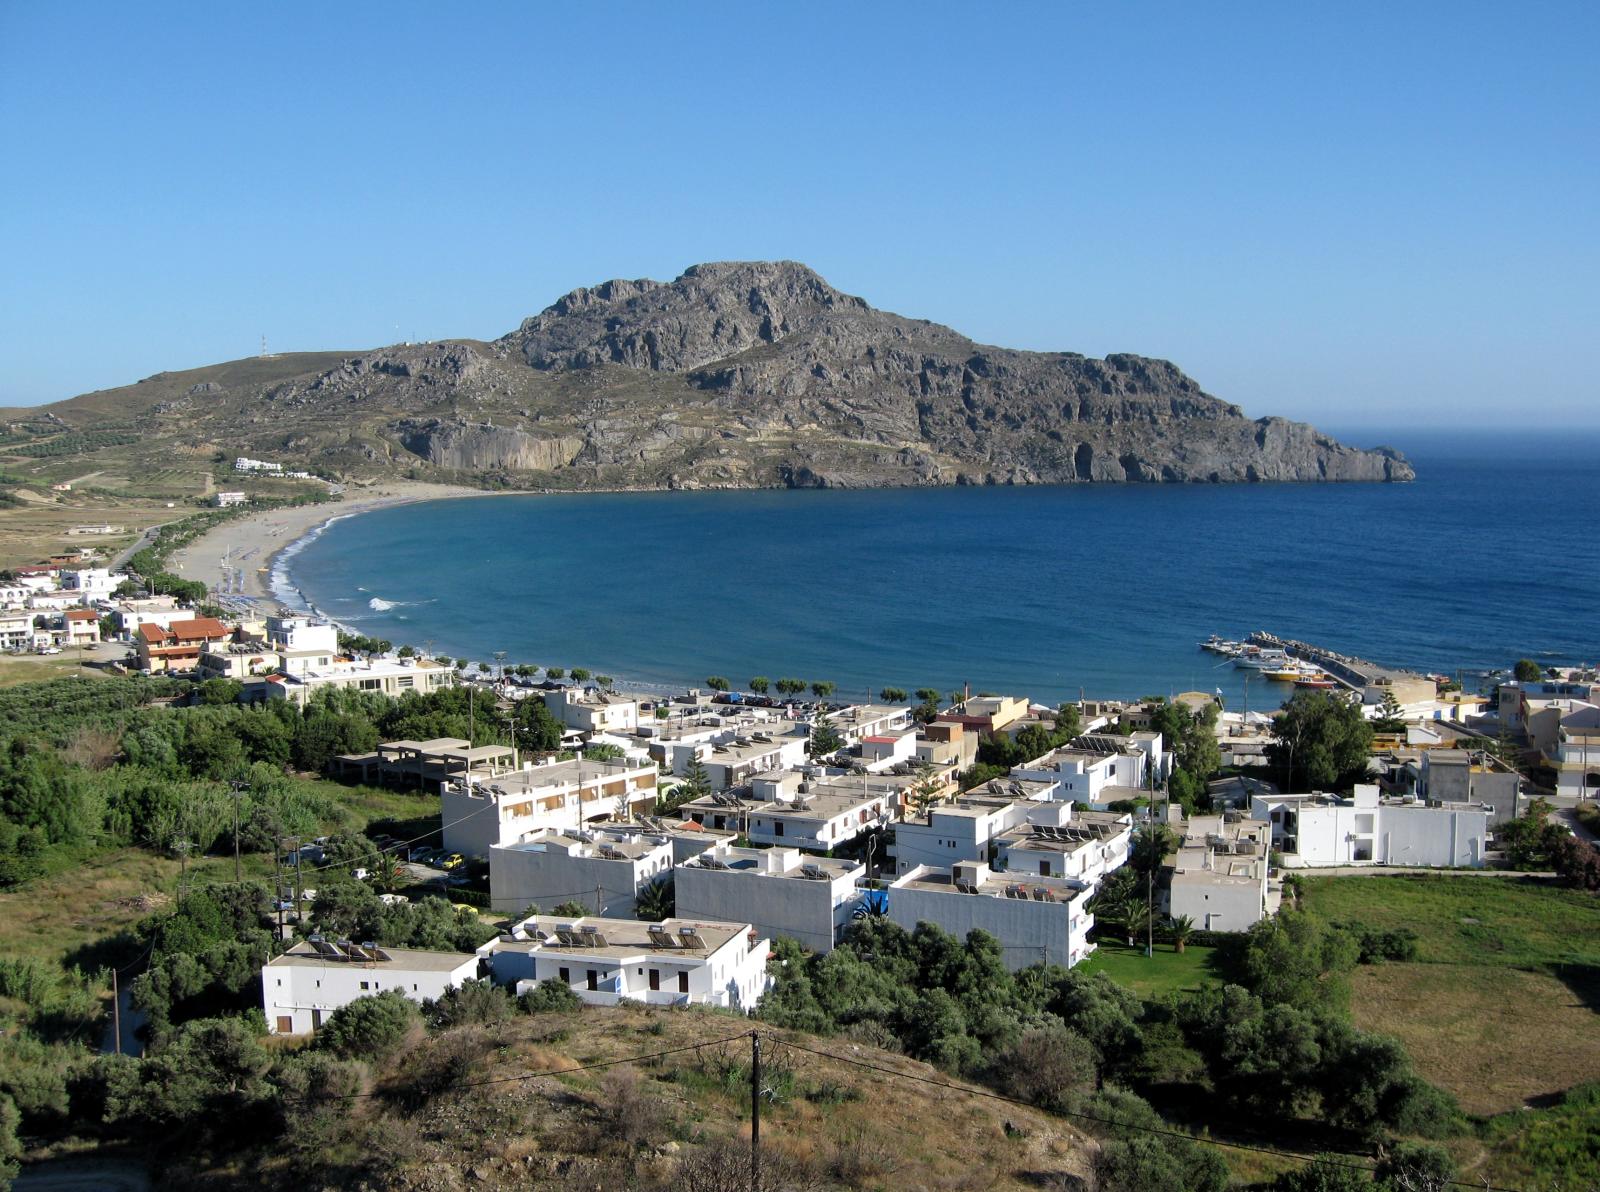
1170 914 1195 954
634 875 674 922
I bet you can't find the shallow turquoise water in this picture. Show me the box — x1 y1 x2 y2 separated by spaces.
287 431 1599 704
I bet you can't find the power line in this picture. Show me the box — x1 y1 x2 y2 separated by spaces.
771 1037 1535 1192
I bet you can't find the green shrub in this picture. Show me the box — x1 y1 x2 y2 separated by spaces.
519 978 581 1014
317 991 418 1060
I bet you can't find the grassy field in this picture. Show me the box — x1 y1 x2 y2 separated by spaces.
0 781 440 973
1300 874 1600 1118
1299 873 1600 971
1078 939 1224 999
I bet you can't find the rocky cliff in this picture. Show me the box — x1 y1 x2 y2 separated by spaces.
13 261 1411 489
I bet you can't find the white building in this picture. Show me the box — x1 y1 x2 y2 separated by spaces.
266 614 340 660
544 687 642 735
994 810 1134 885
1252 785 1489 868
442 757 661 857
235 456 284 473
1166 814 1273 932
61 568 117 600
265 656 455 704
0 610 35 652
677 769 897 852
489 825 693 918
858 730 918 772
262 939 480 1035
1011 734 1157 809
889 780 1062 876
214 491 248 508
1542 705 1600 798
675 844 864 953
481 914 770 1010
826 703 914 746
113 596 188 639
886 860 1096 970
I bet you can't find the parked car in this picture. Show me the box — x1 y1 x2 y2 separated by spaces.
440 853 465 870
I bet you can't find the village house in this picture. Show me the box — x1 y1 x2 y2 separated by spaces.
676 769 899 853
489 824 701 918
112 596 188 639
264 656 455 705
825 703 914 746
916 720 979 771
886 860 1097 970
1415 750 1523 824
1251 784 1489 868
543 687 643 735
936 694 1030 735
1165 813 1274 933
136 616 234 672
481 914 770 1010
262 939 480 1035
441 756 661 857
888 779 1063 875
675 844 865 954
994 809 1134 885
0 609 35 652
61 608 100 646
1010 732 1164 809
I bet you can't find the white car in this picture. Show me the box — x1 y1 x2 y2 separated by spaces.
37 646 61 655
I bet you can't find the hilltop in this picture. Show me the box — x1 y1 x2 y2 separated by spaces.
1 262 1410 492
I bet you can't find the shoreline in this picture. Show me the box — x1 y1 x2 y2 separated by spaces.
167 481 496 610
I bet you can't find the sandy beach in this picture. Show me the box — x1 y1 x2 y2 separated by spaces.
166 480 491 606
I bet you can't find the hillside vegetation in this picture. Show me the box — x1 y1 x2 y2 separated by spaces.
0 262 1412 497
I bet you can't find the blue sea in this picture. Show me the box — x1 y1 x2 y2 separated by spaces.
285 431 1599 706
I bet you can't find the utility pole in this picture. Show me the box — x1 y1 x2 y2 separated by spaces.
750 1031 762 1192
273 835 285 937
229 779 248 884
112 968 121 1056
293 838 305 912
175 839 191 907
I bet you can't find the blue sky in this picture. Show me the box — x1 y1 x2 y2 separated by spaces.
2 2 1596 432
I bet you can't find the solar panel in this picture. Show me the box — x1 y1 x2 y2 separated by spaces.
677 927 708 950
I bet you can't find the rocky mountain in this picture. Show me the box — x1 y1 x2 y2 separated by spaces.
4 261 1411 489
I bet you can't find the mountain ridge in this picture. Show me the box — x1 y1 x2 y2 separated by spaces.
0 261 1412 490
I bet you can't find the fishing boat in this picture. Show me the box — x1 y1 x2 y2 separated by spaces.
1200 635 1241 655
1294 671 1339 689
1234 648 1290 670
1261 663 1314 682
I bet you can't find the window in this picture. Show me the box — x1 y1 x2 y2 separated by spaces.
774 822 784 837
559 966 570 984
360 981 370 990
1039 860 1050 876
276 1016 293 1034
359 678 381 690
276 978 282 986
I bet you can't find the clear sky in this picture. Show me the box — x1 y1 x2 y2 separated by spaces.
2 2 1596 432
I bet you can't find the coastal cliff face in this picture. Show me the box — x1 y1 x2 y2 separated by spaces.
16 261 1412 488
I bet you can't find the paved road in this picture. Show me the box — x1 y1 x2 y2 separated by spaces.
1555 805 1598 844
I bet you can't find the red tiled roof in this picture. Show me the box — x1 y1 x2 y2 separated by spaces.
138 623 166 643
64 609 98 621
171 617 230 639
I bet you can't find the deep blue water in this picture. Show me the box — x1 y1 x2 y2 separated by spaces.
287 431 1600 705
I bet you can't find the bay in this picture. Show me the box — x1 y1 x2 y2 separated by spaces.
288 431 1600 706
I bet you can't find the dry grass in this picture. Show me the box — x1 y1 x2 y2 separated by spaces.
0 655 110 688
1351 962 1600 1115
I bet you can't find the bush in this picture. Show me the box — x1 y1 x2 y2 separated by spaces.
1374 1141 1455 1192
317 991 418 1060
423 979 512 1029
1336 922 1420 964
994 1025 1097 1113
519 978 581 1014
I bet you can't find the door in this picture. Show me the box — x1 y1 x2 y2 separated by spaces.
311 1008 324 1029
649 969 660 991
586 969 598 991
678 971 689 994
276 1016 293 1034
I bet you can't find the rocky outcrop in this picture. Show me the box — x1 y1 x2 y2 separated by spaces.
395 420 584 472
35 261 1412 488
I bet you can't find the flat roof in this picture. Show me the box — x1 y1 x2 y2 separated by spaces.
267 942 475 972
495 914 751 961
895 869 1089 900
